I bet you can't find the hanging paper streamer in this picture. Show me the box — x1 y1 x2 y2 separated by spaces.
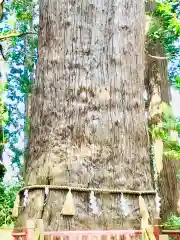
45 187 49 196
155 193 161 218
45 187 49 198
153 139 163 174
61 189 75 216
139 196 149 229
12 193 20 217
89 191 100 215
23 189 29 207
169 130 178 142
119 193 130 217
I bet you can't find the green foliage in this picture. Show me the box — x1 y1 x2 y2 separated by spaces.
2 0 38 169
0 183 20 227
11 0 33 22
147 1 180 89
165 215 180 230
0 0 37 226
0 102 9 128
7 0 38 96
175 76 180 89
0 69 9 131
0 63 9 181
148 0 180 55
150 102 180 159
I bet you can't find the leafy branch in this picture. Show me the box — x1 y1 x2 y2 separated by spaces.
150 102 180 159
0 31 37 41
148 0 180 55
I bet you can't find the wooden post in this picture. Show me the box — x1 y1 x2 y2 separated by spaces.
25 227 28 240
36 219 44 240
159 235 169 240
26 219 35 240
153 218 161 240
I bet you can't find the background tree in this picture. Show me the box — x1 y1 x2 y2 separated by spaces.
0 0 37 226
0 0 7 181
145 0 180 220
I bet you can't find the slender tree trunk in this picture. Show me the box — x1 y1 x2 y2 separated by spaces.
145 26 180 220
0 119 5 181
145 42 171 120
159 156 180 220
17 0 155 230
0 8 6 181
144 42 170 221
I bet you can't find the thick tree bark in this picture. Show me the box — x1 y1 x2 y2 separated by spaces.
17 0 155 230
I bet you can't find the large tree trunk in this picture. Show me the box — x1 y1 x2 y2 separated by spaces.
17 0 155 230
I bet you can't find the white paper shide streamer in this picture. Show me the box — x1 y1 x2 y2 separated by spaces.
120 193 131 217
89 191 100 215
45 187 49 197
155 193 161 218
23 189 29 207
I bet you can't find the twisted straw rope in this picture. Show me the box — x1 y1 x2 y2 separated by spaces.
19 185 156 195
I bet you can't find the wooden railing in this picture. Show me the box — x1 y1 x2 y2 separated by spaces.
1 219 180 240
161 230 180 240
10 219 149 240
